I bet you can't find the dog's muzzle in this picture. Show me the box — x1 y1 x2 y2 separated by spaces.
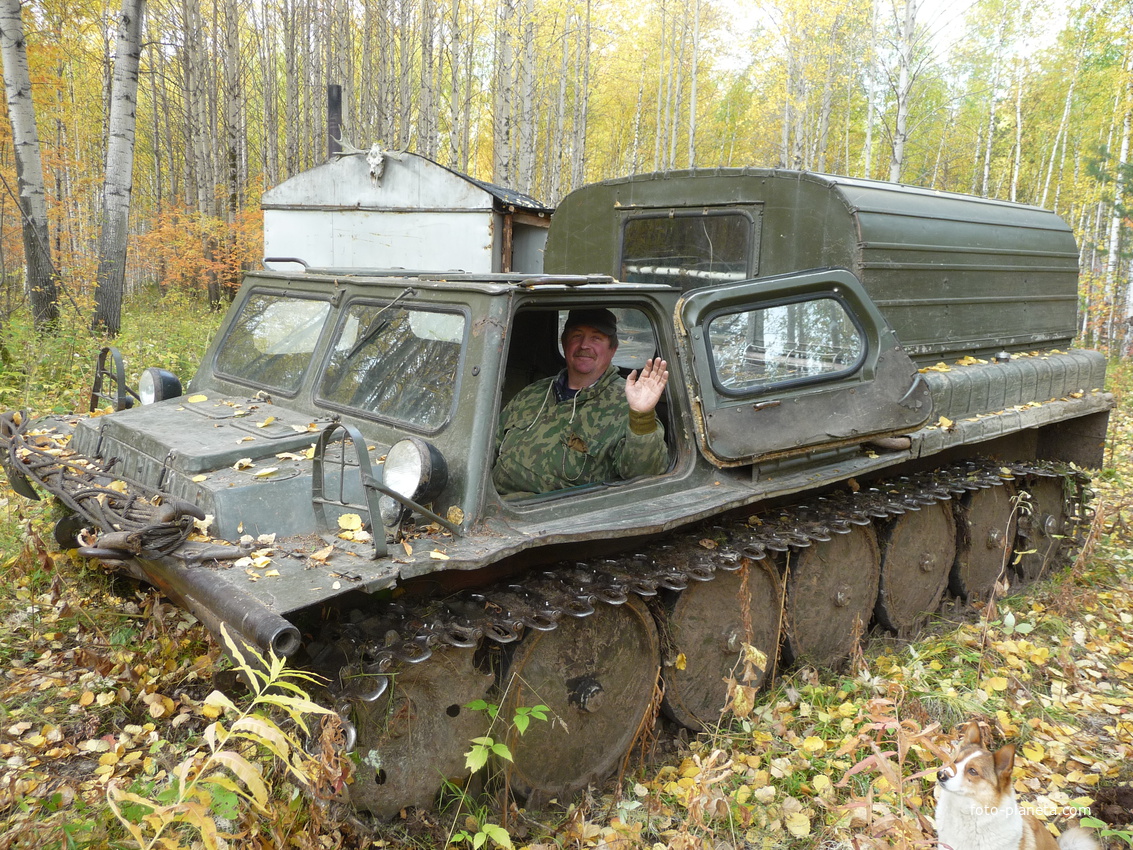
937 766 955 783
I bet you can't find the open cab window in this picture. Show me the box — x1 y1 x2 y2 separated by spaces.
679 269 932 466
495 305 671 501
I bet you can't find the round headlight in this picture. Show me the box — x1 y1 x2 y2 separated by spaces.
383 438 448 503
139 368 182 405
378 494 404 527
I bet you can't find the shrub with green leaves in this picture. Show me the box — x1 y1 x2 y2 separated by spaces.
106 626 336 850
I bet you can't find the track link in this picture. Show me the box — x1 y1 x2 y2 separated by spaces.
311 458 1091 750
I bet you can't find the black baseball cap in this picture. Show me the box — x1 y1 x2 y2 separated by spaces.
563 308 618 338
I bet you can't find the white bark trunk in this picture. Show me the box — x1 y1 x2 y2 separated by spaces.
1011 59 1023 202
1112 58 1132 356
1040 49 1082 208
687 0 699 168
93 0 146 334
517 0 535 193
493 0 515 185
889 0 916 183
0 0 59 329
569 0 589 190
860 0 879 178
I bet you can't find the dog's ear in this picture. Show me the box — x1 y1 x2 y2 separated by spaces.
993 743 1016 792
961 721 982 746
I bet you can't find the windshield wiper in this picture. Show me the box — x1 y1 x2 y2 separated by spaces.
345 286 417 359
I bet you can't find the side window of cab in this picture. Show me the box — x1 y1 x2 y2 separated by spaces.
706 296 866 394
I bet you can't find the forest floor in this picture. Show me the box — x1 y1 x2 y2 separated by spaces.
0 302 1131 849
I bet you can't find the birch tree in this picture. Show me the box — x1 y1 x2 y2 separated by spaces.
0 0 59 331
1111 56 1132 355
93 0 146 334
887 0 918 182
492 0 516 185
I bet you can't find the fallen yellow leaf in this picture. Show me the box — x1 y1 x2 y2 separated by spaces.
1022 741 1046 763
802 736 826 754
309 545 334 563
784 811 811 837
338 514 363 531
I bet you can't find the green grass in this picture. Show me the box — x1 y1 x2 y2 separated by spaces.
0 287 223 416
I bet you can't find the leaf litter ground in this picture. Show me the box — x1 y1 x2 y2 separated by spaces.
0 392 1131 848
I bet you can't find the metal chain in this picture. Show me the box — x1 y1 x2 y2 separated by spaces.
0 411 203 557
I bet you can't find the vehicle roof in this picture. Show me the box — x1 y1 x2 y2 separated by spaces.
244 268 678 296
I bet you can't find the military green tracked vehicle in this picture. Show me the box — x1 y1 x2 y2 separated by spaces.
0 166 1112 815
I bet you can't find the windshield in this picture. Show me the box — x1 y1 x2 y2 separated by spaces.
213 292 331 394
319 300 466 430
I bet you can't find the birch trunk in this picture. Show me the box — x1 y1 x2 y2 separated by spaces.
1112 58 1132 356
448 0 463 166
493 0 515 185
93 0 146 335
1011 59 1023 202
222 0 241 299
687 0 698 167
420 0 436 158
654 0 666 170
860 0 878 178
888 0 915 183
569 0 589 190
1040 46 1082 208
517 0 535 193
0 0 59 330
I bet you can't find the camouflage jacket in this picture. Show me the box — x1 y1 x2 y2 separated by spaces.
493 365 668 498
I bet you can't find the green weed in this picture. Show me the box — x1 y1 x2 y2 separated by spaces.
106 625 337 850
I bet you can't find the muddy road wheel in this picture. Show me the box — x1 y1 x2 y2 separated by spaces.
1016 476 1070 582
661 558 782 730
501 596 660 807
951 482 1016 603
349 645 494 818
875 501 956 637
785 524 880 667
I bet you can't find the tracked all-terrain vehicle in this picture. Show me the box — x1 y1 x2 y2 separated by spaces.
0 166 1113 816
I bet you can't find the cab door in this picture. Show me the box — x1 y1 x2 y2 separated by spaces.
677 268 932 466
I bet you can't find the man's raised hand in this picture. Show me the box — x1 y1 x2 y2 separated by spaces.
625 357 669 413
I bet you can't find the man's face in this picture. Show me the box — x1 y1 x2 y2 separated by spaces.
562 324 616 388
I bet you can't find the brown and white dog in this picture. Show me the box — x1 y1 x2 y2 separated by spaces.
935 722 1098 850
